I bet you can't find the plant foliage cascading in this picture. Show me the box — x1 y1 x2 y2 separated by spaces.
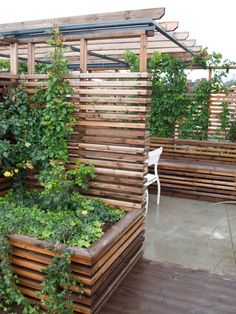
125 50 235 141
0 26 125 313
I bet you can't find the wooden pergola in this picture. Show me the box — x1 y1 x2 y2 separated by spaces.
0 7 202 74
0 8 203 212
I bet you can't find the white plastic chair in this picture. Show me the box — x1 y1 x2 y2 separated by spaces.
145 147 163 214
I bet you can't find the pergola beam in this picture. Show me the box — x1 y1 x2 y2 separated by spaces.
0 19 155 37
0 8 202 71
0 8 165 32
17 28 155 44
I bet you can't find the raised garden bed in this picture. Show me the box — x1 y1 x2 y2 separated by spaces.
8 209 144 313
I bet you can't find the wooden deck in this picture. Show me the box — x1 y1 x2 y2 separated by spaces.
5 258 236 314
102 258 236 314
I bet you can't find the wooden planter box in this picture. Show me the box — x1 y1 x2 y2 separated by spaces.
8 209 144 313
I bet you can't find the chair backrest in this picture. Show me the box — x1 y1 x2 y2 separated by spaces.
148 147 163 166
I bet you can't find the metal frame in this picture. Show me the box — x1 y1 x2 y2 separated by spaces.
0 17 198 71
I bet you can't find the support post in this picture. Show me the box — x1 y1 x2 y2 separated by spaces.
139 34 148 72
27 43 35 74
208 68 212 81
10 43 18 75
80 39 87 73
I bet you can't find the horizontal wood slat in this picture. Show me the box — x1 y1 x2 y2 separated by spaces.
18 72 151 211
6 210 144 313
208 87 236 141
150 137 236 202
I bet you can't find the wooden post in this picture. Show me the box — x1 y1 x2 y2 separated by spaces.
27 43 35 74
208 68 212 81
10 43 18 75
139 34 148 72
80 39 87 73
207 68 213 140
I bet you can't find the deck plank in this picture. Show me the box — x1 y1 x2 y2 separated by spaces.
102 259 236 314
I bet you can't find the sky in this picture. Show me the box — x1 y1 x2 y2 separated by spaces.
0 0 235 62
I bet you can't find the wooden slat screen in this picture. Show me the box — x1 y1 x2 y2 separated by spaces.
208 87 236 140
149 137 236 201
150 137 236 164
174 87 236 140
19 72 152 211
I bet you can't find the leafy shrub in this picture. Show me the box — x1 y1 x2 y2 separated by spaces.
0 191 125 248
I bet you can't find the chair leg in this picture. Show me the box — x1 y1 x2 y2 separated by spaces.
145 188 149 215
157 175 160 205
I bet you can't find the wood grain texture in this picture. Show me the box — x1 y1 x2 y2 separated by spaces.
150 137 236 201
0 8 165 31
103 258 236 314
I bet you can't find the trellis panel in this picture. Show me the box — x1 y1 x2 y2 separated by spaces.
208 87 236 140
174 87 236 140
19 72 151 211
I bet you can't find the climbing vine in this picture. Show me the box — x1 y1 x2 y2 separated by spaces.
125 49 235 141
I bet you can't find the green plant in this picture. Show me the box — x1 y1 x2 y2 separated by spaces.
0 60 50 74
220 102 230 132
39 249 77 314
227 119 236 142
125 49 235 141
178 79 211 140
125 51 189 137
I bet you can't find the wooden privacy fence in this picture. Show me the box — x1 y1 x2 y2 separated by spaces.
208 87 236 140
150 137 236 201
175 87 236 140
18 72 151 211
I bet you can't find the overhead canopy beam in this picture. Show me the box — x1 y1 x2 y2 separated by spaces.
0 24 184 51
0 18 155 38
0 8 202 70
0 8 165 32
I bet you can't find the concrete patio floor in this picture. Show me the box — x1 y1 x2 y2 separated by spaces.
144 194 236 276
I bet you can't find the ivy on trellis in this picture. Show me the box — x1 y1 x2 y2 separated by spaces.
125 49 235 141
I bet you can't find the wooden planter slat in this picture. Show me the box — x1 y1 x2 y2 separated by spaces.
6 209 144 313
